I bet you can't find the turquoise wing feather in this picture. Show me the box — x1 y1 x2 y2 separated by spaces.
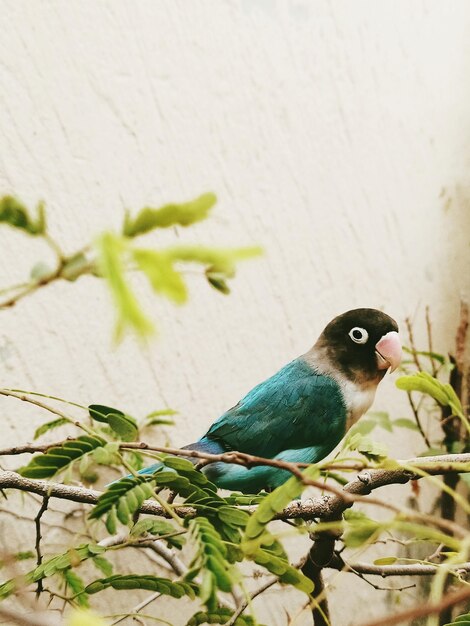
205 358 347 459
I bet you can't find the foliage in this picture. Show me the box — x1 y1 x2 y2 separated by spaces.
0 192 261 340
0 194 468 626
0 196 46 235
444 613 470 626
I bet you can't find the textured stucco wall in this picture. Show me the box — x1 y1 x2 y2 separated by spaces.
0 1 469 624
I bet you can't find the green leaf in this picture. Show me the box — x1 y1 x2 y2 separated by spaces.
392 418 420 431
206 271 230 295
133 248 188 304
62 569 89 608
88 404 138 440
61 253 89 282
186 517 236 609
402 346 446 364
0 544 104 599
34 417 70 440
396 372 458 410
19 435 107 479
96 232 154 340
130 518 185 549
0 196 46 235
342 510 381 547
30 261 53 281
123 192 217 237
443 612 470 626
92 556 113 577
373 557 398 565
143 408 177 427
345 433 388 460
92 443 120 466
89 404 124 423
0 551 35 570
397 372 469 431
244 465 319 546
367 411 393 432
85 575 196 599
460 473 470 487
107 413 138 441
252 547 313 594
165 245 262 276
67 610 108 626
187 608 262 626
89 476 155 526
217 506 250 528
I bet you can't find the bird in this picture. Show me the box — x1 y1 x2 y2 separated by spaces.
136 308 401 494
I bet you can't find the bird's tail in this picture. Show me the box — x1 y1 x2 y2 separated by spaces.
123 437 227 481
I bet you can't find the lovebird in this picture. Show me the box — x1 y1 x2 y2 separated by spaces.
137 308 401 493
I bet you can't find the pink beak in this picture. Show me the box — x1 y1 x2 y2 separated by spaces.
375 331 402 372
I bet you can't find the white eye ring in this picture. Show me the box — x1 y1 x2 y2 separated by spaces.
349 327 369 344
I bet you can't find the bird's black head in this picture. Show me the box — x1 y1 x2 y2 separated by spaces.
316 308 401 383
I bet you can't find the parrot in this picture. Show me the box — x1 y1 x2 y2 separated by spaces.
135 308 401 494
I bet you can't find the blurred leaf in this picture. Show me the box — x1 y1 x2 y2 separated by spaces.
30 261 53 281
0 196 46 235
460 473 470 487
344 432 388 460
92 556 113 577
62 569 89 608
402 346 446 364
393 418 420 431
442 612 470 626
367 411 393 432
67 610 108 626
166 245 262 276
0 544 105 599
62 253 89 282
343 510 381 548
143 408 177 427
92 443 120 466
373 557 397 565
34 417 70 439
133 248 187 304
123 192 217 237
243 465 319 548
206 271 230 294
96 232 154 340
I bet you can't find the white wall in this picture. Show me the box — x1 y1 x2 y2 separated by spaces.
0 1 469 624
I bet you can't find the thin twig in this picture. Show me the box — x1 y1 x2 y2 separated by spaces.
405 391 431 448
358 583 470 626
0 390 74 424
404 316 422 371
34 496 50 597
425 306 438 377
225 576 279 626
328 556 470 577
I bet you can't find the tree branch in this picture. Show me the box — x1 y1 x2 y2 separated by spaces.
358 584 470 626
328 555 470 577
0 452 469 527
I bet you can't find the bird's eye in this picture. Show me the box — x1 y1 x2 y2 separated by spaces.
349 327 368 344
